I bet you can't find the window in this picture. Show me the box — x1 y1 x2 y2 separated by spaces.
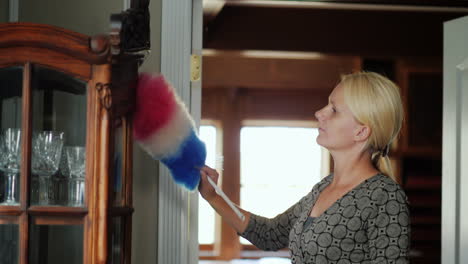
239 126 323 245
199 77 333 260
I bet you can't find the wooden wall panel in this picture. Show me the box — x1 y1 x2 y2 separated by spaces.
202 88 330 121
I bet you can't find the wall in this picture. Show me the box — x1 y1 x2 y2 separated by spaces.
0 0 8 22
131 2 161 262
19 0 122 35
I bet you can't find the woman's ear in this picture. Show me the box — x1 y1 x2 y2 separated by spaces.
354 125 371 142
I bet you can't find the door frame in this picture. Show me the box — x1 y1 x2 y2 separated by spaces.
442 15 468 264
158 1 203 264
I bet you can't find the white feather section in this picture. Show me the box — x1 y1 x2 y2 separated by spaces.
138 99 195 159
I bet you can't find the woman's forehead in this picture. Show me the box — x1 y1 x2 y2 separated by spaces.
329 84 344 102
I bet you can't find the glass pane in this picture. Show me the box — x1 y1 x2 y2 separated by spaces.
29 220 83 264
240 126 322 244
30 65 87 207
198 125 217 245
0 66 23 206
113 121 124 206
110 217 124 264
0 218 19 264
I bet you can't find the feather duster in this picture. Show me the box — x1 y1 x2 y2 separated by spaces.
133 73 206 190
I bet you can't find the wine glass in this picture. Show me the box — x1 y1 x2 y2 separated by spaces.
0 128 21 205
31 131 64 205
53 150 70 205
66 146 85 206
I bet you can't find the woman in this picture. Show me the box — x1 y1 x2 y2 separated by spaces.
199 72 410 264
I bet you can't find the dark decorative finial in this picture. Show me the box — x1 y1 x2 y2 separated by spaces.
131 0 149 9
110 2 150 55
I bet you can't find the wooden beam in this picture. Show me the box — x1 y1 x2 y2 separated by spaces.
202 51 360 90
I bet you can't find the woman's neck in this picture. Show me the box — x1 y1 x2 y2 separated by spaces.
329 148 379 187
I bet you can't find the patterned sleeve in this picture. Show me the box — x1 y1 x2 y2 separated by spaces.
239 194 309 251
366 183 411 263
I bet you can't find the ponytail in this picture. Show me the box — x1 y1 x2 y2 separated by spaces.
371 150 396 181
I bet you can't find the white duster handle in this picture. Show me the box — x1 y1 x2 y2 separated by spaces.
206 176 246 221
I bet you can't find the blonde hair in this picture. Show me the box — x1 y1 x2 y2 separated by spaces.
340 72 403 181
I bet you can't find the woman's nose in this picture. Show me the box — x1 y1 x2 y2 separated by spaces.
315 107 325 121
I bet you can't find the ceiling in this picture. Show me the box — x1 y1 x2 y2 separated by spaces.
201 0 468 90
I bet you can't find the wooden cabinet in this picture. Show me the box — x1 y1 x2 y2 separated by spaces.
364 57 443 263
0 6 149 262
396 58 443 264
398 60 443 157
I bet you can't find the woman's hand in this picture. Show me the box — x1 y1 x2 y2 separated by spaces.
199 165 220 201
198 165 250 233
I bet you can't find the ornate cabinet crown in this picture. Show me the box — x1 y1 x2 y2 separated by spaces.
0 7 148 262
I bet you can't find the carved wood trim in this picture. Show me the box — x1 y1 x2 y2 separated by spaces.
0 23 108 64
19 62 32 264
89 65 112 264
95 83 113 110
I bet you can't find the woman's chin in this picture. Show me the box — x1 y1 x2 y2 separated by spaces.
316 136 324 147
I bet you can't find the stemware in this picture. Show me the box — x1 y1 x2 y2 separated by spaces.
0 128 21 205
31 131 64 205
66 146 85 206
54 149 70 205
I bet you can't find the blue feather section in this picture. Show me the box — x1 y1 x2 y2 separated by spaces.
160 129 207 190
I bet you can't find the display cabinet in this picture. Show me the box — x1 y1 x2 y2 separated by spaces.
0 3 149 263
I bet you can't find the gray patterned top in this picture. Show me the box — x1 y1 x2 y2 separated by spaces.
239 173 410 264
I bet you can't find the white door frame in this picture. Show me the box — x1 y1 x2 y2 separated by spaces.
9 0 18 22
159 0 202 264
442 15 468 264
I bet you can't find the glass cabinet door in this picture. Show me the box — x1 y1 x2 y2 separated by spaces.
0 66 23 206
30 65 87 207
0 217 19 264
29 217 83 264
